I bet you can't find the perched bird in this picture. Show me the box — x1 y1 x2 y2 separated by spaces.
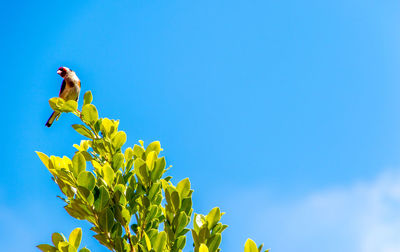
45 67 81 127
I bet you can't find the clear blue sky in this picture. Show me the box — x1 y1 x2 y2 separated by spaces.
1 1 400 251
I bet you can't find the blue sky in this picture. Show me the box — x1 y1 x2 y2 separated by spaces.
1 0 400 251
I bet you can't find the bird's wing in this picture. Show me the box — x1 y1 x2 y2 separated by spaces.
59 79 66 96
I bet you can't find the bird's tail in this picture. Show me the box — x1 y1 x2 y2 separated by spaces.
45 111 60 127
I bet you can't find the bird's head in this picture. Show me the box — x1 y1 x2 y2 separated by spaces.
57 67 72 78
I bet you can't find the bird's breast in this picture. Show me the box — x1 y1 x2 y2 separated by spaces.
62 83 80 101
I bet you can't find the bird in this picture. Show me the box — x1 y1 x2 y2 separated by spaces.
45 66 81 127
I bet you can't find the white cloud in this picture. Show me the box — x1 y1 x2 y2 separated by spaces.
221 170 400 252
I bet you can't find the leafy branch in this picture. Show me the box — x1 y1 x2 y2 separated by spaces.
36 91 269 252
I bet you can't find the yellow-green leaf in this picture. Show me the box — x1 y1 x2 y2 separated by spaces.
199 244 209 252
37 244 57 252
60 100 78 113
81 104 99 125
57 241 70 252
207 233 221 252
171 191 181 212
146 151 157 171
143 231 152 251
103 164 114 186
124 147 134 161
133 144 145 158
244 239 258 252
49 97 65 112
72 152 86 177
121 208 131 225
36 151 53 170
77 171 95 191
72 125 94 139
146 141 162 156
69 228 82 249
100 118 114 137
151 157 166 182
112 131 127 150
83 91 93 105
112 153 124 171
176 178 191 198
153 231 167 252
51 232 65 247
99 208 114 232
206 207 221 230
94 186 110 211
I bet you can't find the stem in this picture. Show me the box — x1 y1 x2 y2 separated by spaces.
124 225 136 252
88 124 100 139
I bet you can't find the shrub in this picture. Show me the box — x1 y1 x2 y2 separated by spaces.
36 91 269 252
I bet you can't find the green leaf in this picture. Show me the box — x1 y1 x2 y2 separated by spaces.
92 234 109 248
181 198 193 216
174 236 186 250
64 205 84 220
77 171 96 191
192 230 200 247
93 120 101 134
146 151 157 171
244 239 258 252
49 97 65 112
62 156 73 171
207 233 221 252
78 186 94 205
72 152 86 177
171 191 181 212
151 157 166 182
79 248 91 252
99 208 114 232
94 186 110 211
135 159 150 185
100 118 115 137
148 182 161 201
206 207 221 230
146 141 162 156
111 223 123 239
153 231 167 252
175 212 188 235
37 244 57 252
81 104 99 125
176 178 191 199
113 186 127 206
124 147 134 161
121 208 131 225
112 131 127 150
198 225 209 243
83 91 93 105
57 241 72 252
133 144 145 159
72 125 94 139
103 164 114 186
36 151 53 170
51 232 65 247
69 228 82 249
61 100 78 113
199 244 209 252
143 231 152 251
112 153 124 172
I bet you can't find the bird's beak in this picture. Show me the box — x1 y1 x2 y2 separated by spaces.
57 70 62 75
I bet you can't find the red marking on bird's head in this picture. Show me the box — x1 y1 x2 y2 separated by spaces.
57 67 67 77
